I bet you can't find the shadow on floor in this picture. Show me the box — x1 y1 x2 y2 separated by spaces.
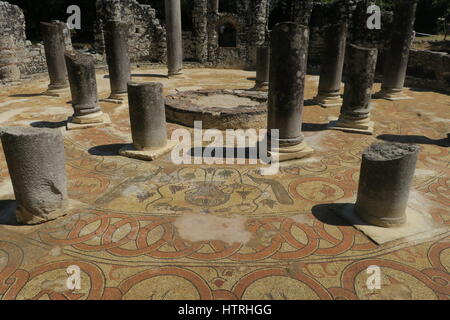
131 73 169 79
89 144 128 156
0 200 19 226
377 134 450 147
302 122 330 132
9 93 43 98
311 203 362 227
246 77 256 81
304 99 319 107
188 146 266 161
30 120 67 129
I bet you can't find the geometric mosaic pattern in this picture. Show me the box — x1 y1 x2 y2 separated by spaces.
0 69 448 299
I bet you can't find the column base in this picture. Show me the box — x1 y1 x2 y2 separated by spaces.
100 92 128 104
168 72 184 79
374 88 413 101
330 116 374 135
330 203 447 245
0 199 79 225
119 140 178 161
269 141 314 162
66 113 111 131
313 93 343 108
42 86 69 97
252 82 269 92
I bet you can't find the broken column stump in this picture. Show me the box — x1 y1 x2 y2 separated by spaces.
101 20 131 104
331 44 378 135
267 22 313 162
355 142 420 228
40 21 69 96
254 46 270 91
64 51 111 130
0 127 69 225
119 82 178 161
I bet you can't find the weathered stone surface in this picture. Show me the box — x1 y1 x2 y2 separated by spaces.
0 127 68 225
103 20 131 98
0 37 21 82
268 22 309 145
128 82 168 150
355 142 420 228
333 44 377 134
165 0 183 76
255 46 270 91
40 21 68 91
341 44 378 120
64 51 102 122
165 89 267 130
267 22 313 161
314 22 347 107
379 0 419 98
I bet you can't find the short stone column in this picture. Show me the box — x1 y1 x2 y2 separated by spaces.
355 142 419 227
376 0 418 100
0 37 21 83
314 23 347 108
267 22 313 162
0 127 68 225
40 21 69 96
332 44 378 135
119 82 178 161
102 20 131 104
64 51 110 130
254 46 270 91
165 0 183 76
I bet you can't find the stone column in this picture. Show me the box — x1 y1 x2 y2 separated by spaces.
0 37 21 83
119 82 177 161
267 22 313 162
40 22 69 96
0 127 68 225
355 142 419 227
64 51 110 130
376 0 418 100
254 46 270 91
332 44 378 135
165 0 183 76
314 23 347 107
102 20 131 103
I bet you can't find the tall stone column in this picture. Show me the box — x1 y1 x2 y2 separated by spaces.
40 22 69 96
0 37 21 83
102 20 131 104
376 0 418 100
119 82 177 161
254 46 270 91
165 0 183 77
332 44 378 135
0 127 68 225
64 51 110 130
355 142 419 227
314 23 347 108
267 22 313 162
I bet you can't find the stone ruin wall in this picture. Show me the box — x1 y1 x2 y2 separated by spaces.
0 0 448 92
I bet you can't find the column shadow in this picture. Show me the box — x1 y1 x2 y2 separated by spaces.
88 144 128 156
9 93 43 98
0 200 19 226
377 134 450 147
311 203 366 227
30 120 67 129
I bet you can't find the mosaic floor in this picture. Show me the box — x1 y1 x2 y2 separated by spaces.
0 68 448 300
